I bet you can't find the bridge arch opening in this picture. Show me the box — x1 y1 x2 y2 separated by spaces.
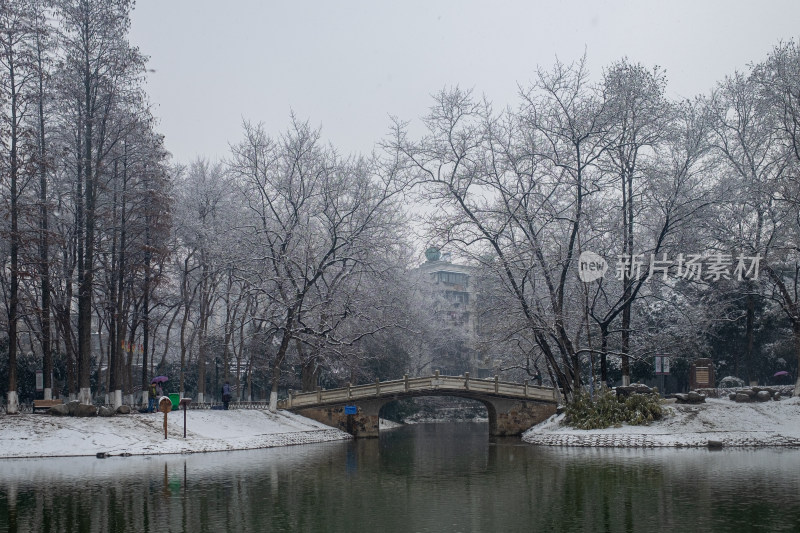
287 373 558 437
378 396 494 432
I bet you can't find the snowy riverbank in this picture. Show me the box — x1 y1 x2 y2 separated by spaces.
3 395 800 459
523 396 800 447
0 409 350 459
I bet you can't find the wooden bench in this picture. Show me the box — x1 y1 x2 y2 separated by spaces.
33 399 64 412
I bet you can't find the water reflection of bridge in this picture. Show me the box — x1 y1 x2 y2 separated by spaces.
279 371 559 437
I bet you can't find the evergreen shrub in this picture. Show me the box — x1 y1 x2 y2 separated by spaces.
563 389 664 429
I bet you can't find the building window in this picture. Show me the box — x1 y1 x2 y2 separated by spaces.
446 311 469 326
436 271 468 287
445 291 469 305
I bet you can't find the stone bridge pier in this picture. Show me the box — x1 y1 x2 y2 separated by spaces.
295 394 556 438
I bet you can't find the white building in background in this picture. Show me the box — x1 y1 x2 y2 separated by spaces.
413 248 492 377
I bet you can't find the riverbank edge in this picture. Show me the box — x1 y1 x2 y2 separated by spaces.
4 428 353 460
0 409 353 460
522 396 800 448
522 431 800 448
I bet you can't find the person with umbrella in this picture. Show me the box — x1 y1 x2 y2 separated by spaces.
151 376 168 412
147 381 157 413
774 370 791 385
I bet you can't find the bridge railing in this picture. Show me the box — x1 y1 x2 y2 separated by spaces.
278 371 558 409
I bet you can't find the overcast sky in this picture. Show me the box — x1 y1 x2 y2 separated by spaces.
129 0 800 165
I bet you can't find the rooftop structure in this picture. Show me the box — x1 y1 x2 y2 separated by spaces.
413 248 491 377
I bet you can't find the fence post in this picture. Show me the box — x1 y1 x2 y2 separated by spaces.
347 383 352 400
316 386 322 402
524 379 529 397
404 374 409 392
494 375 499 393
375 378 381 396
465 372 470 390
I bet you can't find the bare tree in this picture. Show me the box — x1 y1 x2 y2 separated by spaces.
1 0 41 413
170 159 232 402
229 118 407 409
592 60 671 385
54 0 147 403
389 58 614 397
750 41 800 395
588 91 714 386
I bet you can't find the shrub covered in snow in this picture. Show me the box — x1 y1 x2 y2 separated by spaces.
718 376 745 388
563 389 664 430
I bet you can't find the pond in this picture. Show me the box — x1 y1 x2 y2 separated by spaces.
1 423 799 532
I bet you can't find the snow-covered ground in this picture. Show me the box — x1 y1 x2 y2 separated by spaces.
379 418 404 429
0 409 350 459
524 396 800 447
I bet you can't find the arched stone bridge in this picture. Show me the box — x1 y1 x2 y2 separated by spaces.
278 371 559 438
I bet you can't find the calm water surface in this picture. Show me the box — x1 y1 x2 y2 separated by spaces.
2 423 800 532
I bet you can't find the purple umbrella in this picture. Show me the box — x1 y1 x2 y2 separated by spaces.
151 376 168 383
774 371 790 377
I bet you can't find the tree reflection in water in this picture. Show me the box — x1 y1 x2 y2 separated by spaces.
1 425 800 532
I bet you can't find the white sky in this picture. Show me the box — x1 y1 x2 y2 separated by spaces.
129 0 800 165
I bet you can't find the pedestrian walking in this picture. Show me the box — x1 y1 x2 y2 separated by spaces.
222 381 231 410
148 382 157 413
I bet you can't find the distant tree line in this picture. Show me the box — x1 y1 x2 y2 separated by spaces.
2 0 799 410
390 49 800 398
1 0 170 412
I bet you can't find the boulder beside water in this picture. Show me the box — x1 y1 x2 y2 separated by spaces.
729 387 784 403
47 400 99 417
73 403 97 417
675 391 706 404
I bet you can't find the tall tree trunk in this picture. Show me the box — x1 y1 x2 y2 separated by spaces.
620 167 634 386
235 309 247 401
744 289 755 383
125 320 138 403
221 270 236 384
298 340 320 392
179 303 190 397
599 325 609 387
6 53 20 414
73 112 84 401
35 33 53 402
196 261 211 403
178 255 196 396
197 302 207 403
621 302 632 385
159 305 180 373
77 47 95 404
794 321 800 398
53 268 77 400
109 159 126 408
141 220 151 407
270 308 295 411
